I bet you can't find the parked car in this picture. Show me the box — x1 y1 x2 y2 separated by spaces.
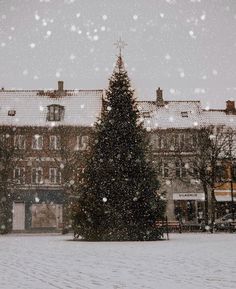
214 213 236 231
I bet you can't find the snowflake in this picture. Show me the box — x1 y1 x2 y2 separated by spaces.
70 54 76 60
102 197 107 203
35 197 40 203
101 26 106 31
29 43 36 48
76 13 80 18
93 35 99 41
201 14 206 21
23 69 28 76
160 13 164 18
70 25 76 32
102 15 108 20
35 13 40 21
133 15 138 20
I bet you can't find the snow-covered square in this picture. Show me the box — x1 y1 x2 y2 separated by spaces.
0 233 235 289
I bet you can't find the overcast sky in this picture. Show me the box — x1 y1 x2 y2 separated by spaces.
0 0 236 108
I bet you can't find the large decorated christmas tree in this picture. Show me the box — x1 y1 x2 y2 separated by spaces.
72 50 165 241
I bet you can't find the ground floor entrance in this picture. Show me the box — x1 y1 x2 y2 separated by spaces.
173 192 205 224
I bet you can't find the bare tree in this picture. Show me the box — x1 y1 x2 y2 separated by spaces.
177 125 233 231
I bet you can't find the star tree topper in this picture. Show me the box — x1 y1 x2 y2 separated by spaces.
114 37 127 57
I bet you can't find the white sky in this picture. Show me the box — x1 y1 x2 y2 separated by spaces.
0 0 236 108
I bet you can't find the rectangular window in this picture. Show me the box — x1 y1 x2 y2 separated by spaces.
32 168 43 184
13 167 25 184
49 135 60 150
215 165 226 182
175 161 181 178
232 165 236 181
47 105 65 121
49 168 61 184
175 161 187 178
77 135 89 150
32 135 43 150
14 135 26 150
163 162 169 178
181 111 188 118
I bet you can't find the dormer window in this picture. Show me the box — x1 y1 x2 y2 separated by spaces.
8 110 16 116
181 111 188 118
143 111 150 118
47 105 65 121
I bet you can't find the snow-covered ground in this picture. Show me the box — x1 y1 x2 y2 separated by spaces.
0 233 235 289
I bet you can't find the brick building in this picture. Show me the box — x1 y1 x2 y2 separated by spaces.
0 82 236 231
0 81 104 231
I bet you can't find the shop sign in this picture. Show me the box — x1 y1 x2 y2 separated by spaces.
173 192 205 201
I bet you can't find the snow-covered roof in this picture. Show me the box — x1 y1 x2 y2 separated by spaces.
138 100 203 129
201 110 236 128
0 89 104 127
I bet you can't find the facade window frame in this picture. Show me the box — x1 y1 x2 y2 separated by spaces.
32 167 43 184
32 135 43 150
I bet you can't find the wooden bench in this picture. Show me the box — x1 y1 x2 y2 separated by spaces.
155 220 182 234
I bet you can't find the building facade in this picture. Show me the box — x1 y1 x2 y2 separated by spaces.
0 82 236 231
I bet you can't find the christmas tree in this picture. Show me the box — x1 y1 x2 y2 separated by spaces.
72 52 165 241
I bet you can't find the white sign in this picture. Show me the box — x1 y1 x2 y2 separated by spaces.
173 193 205 201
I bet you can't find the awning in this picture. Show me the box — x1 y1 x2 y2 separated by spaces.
214 190 236 202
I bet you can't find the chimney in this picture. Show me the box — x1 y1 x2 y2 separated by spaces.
156 87 164 106
226 100 236 114
58 81 64 92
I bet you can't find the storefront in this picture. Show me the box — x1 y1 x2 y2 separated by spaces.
214 190 236 218
173 192 205 224
12 189 64 231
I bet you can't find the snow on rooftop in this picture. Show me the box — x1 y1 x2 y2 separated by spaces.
138 100 203 129
0 89 104 127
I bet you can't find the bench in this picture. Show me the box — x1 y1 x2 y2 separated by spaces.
155 220 182 234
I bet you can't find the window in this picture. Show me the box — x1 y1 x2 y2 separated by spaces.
14 135 26 149
143 111 150 118
49 168 61 184
13 167 25 184
181 111 188 118
215 165 226 182
8 110 16 116
158 161 169 178
76 135 89 150
47 105 65 121
175 161 187 178
49 135 60 150
32 135 43 150
232 165 236 181
32 167 43 184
